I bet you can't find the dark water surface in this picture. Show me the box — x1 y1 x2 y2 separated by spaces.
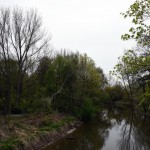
43 110 150 150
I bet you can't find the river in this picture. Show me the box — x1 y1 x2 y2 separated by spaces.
43 109 150 150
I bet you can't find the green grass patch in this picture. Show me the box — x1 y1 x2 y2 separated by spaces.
0 138 23 150
40 121 63 131
39 116 75 132
62 116 75 123
0 114 77 150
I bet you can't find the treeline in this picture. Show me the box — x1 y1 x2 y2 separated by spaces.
29 52 108 118
0 49 109 118
0 7 112 120
2 1 150 120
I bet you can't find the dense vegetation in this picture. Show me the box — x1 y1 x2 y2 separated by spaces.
0 8 109 120
1 0 150 122
0 8 109 149
111 0 150 116
1 1 150 149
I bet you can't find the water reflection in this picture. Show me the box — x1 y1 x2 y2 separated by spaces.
116 111 150 150
44 117 112 150
43 110 150 150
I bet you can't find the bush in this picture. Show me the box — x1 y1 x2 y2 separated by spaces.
75 98 96 121
139 85 150 115
105 85 124 105
20 97 52 113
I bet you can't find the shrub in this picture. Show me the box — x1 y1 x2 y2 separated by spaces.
75 98 96 121
21 97 52 113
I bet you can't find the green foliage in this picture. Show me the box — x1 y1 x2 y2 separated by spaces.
111 49 142 102
139 84 150 113
75 98 96 121
121 0 150 45
0 5 108 116
20 97 52 113
111 47 150 114
0 138 23 150
0 50 107 118
94 90 110 106
39 51 107 114
111 0 150 113
105 85 124 104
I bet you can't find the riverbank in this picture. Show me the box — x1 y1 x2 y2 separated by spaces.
40 109 150 150
0 113 82 150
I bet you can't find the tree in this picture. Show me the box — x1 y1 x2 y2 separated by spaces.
120 0 150 111
111 50 139 102
42 51 107 114
0 7 49 114
121 0 150 45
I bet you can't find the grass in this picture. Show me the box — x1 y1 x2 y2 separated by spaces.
0 114 77 150
39 116 75 132
0 138 23 150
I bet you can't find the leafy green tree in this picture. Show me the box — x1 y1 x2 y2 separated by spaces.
120 0 150 113
111 51 137 101
41 51 107 114
121 0 150 45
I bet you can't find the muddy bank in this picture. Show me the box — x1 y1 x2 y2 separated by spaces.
0 113 82 150
39 121 81 150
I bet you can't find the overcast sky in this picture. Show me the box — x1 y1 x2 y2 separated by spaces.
0 0 136 74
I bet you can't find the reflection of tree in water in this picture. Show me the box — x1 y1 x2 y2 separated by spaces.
46 117 112 150
44 109 150 150
117 110 150 150
75 118 111 150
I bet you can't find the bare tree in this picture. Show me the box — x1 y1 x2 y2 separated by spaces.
0 7 50 114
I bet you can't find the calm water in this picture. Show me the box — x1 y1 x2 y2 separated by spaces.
43 109 150 150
